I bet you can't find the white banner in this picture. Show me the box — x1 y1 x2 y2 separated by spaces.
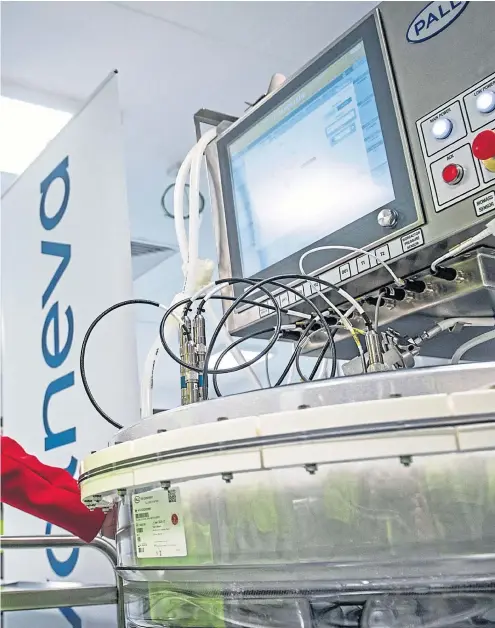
1 73 139 627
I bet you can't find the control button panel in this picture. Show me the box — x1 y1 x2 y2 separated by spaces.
417 72 495 213
420 101 467 156
431 145 479 206
464 76 495 132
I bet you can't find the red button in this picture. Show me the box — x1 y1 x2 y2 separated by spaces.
442 163 463 185
472 129 495 161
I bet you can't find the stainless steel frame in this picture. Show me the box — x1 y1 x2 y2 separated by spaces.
1 535 125 626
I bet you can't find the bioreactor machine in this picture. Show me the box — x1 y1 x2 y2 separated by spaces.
201 0 495 365
79 3 495 627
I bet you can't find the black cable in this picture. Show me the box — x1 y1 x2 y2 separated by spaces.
159 283 282 376
82 289 279 429
211 327 276 397
293 320 321 383
295 345 307 383
265 352 272 388
161 273 349 389
201 276 336 390
82 275 343 428
295 326 339 382
209 275 344 387
80 298 161 430
308 340 329 380
309 331 337 380
193 290 294 316
273 319 318 386
242 272 372 330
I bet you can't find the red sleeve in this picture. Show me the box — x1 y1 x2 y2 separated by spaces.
1 436 105 543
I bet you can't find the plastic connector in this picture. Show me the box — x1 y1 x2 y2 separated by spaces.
432 265 457 281
381 286 406 301
403 279 426 294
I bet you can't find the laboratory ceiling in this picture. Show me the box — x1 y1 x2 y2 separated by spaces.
1 0 376 243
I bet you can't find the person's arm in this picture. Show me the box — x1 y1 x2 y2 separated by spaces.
1 436 106 543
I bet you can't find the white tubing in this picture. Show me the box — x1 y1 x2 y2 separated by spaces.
451 329 495 364
431 222 495 273
141 131 216 418
141 141 193 418
173 146 197 265
140 335 162 419
437 317 495 332
140 305 182 418
299 245 404 287
185 128 217 294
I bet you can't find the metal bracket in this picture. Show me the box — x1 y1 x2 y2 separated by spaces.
193 108 238 141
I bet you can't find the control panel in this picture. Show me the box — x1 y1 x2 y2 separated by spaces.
417 72 495 214
202 4 495 347
235 227 425 330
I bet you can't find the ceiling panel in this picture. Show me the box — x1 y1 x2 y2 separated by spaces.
119 1 377 64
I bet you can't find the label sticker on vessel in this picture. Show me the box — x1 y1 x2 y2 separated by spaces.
474 191 495 217
132 488 187 559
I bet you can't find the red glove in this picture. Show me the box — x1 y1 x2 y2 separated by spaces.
1 436 105 543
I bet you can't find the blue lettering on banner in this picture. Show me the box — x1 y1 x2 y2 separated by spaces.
40 156 81 627
406 1 469 43
59 608 83 628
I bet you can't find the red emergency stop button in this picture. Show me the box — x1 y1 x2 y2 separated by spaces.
472 129 495 173
442 163 464 185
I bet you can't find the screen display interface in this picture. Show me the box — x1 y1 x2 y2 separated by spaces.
228 40 395 277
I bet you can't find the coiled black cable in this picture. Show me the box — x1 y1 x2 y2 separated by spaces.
273 318 319 387
80 299 162 430
81 292 279 428
159 281 282 377
211 327 276 398
82 273 350 426
199 276 337 396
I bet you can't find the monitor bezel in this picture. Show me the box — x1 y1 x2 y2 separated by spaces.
216 12 420 301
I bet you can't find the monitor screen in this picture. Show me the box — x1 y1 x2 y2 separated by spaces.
228 40 395 278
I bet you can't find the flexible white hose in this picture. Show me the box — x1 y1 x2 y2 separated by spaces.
185 128 217 294
173 146 197 265
141 137 208 418
299 245 404 287
140 335 162 418
140 306 182 418
437 317 495 332
431 219 495 273
451 329 495 364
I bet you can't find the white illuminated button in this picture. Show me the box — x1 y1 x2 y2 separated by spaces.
432 117 453 140
476 91 495 114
